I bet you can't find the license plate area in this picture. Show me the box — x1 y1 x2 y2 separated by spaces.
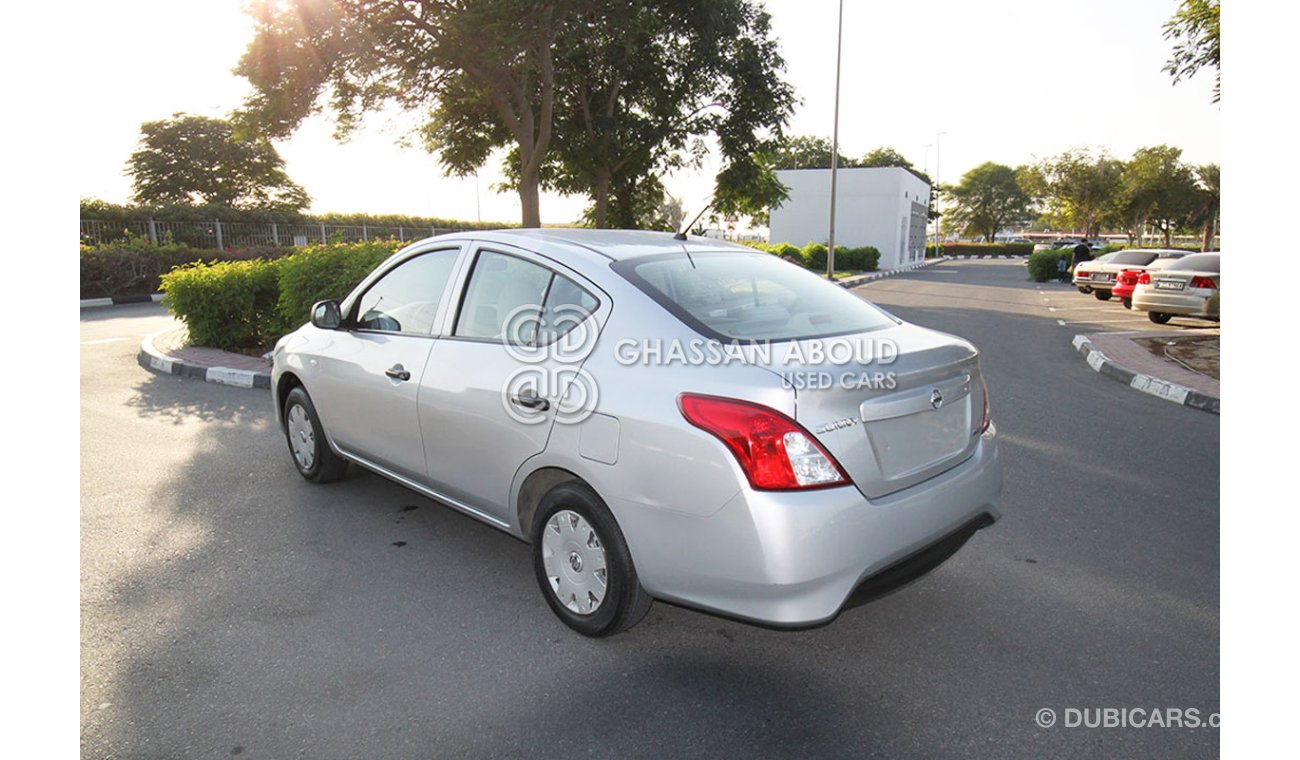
1154 280 1185 291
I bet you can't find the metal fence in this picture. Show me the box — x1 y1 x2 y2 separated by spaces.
79 219 469 249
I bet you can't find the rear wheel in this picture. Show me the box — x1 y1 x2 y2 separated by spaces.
532 482 652 637
1093 290 1111 301
283 386 348 483
1148 311 1172 325
1122 297 1132 309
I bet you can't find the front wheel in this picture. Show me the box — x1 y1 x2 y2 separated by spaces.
1148 311 1172 325
532 482 652 637
1093 289 1111 301
283 386 348 483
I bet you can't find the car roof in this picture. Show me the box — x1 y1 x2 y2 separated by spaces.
432 228 754 263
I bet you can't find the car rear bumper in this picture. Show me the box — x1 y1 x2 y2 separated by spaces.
611 424 1003 627
1132 289 1213 316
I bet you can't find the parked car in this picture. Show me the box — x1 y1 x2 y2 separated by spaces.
1073 249 1186 299
1112 257 1180 309
272 230 1003 637
1131 252 1220 324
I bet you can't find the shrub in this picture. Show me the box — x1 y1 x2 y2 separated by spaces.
925 242 1035 257
834 246 881 271
272 240 402 336
802 242 828 271
1027 249 1070 282
80 240 294 298
161 259 283 350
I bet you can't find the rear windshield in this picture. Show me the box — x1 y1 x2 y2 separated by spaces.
1166 253 1220 273
1110 251 1159 266
615 251 897 341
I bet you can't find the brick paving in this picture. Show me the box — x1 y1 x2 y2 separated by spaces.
152 328 272 373
1087 330 1219 398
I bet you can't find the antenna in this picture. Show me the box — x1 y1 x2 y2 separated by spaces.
674 202 713 241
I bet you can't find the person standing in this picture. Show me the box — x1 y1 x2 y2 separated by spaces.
1070 238 1093 271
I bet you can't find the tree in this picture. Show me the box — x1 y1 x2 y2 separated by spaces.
942 162 1033 242
1163 0 1220 103
1120 145 1199 247
493 0 795 229
238 0 570 228
126 114 310 210
857 146 930 183
1186 163 1219 251
1021 149 1125 238
761 135 857 170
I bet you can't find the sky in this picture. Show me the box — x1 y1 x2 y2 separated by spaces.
74 0 1220 226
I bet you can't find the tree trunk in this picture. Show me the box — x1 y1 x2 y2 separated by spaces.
592 170 610 228
517 173 542 228
1201 220 1214 251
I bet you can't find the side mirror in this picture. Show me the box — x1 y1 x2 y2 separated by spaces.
310 300 343 330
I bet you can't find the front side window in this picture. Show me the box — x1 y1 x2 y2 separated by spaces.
616 252 896 341
354 249 460 335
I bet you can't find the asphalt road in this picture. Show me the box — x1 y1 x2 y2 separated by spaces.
81 259 1219 759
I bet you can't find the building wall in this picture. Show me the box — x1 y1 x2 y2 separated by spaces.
769 167 931 270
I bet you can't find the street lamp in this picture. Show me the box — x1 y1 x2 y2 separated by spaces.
932 131 947 255
826 0 844 280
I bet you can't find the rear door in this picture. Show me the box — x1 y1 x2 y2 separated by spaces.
419 243 608 523
311 245 464 481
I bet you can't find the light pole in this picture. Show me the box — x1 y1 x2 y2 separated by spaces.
932 131 947 255
826 0 844 280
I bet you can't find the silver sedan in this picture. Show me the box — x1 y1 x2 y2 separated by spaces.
271 230 1003 636
1131 252 1220 324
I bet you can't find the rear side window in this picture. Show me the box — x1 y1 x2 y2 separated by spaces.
454 250 600 346
616 252 896 341
1166 253 1220 273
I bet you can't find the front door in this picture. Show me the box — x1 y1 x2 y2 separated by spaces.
312 246 463 481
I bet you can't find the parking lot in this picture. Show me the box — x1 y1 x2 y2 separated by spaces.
81 257 1219 758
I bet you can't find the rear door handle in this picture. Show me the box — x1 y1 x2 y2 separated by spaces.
385 364 411 382
510 390 550 412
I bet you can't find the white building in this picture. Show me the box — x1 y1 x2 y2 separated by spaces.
768 167 931 271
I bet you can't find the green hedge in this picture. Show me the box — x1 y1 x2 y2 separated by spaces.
926 243 1035 257
80 240 292 298
80 198 511 230
740 240 880 272
1027 249 1071 282
161 259 284 350
160 240 405 351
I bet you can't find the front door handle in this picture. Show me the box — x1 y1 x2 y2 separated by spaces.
385 364 411 382
510 390 550 412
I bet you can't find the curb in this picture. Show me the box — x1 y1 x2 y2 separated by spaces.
82 293 165 309
1071 334 1219 415
137 330 272 391
838 257 947 289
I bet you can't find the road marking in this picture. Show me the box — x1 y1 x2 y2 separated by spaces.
1057 320 1066 326
81 337 130 345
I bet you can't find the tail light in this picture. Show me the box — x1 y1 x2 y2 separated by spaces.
1189 276 1217 290
678 394 849 490
1137 272 1151 285
1075 269 1089 278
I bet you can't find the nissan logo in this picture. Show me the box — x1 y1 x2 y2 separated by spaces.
930 389 944 409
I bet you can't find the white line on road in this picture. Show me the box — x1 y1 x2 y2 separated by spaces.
81 337 130 345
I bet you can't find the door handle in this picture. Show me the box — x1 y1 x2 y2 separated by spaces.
385 364 411 382
510 390 550 412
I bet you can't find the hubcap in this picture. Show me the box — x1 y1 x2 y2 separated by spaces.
286 403 316 471
541 510 608 615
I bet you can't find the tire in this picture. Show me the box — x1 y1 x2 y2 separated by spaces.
1077 286 1091 294
1148 311 1172 325
1093 289 1111 301
532 482 652 637
283 386 348 483
1122 297 1132 310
